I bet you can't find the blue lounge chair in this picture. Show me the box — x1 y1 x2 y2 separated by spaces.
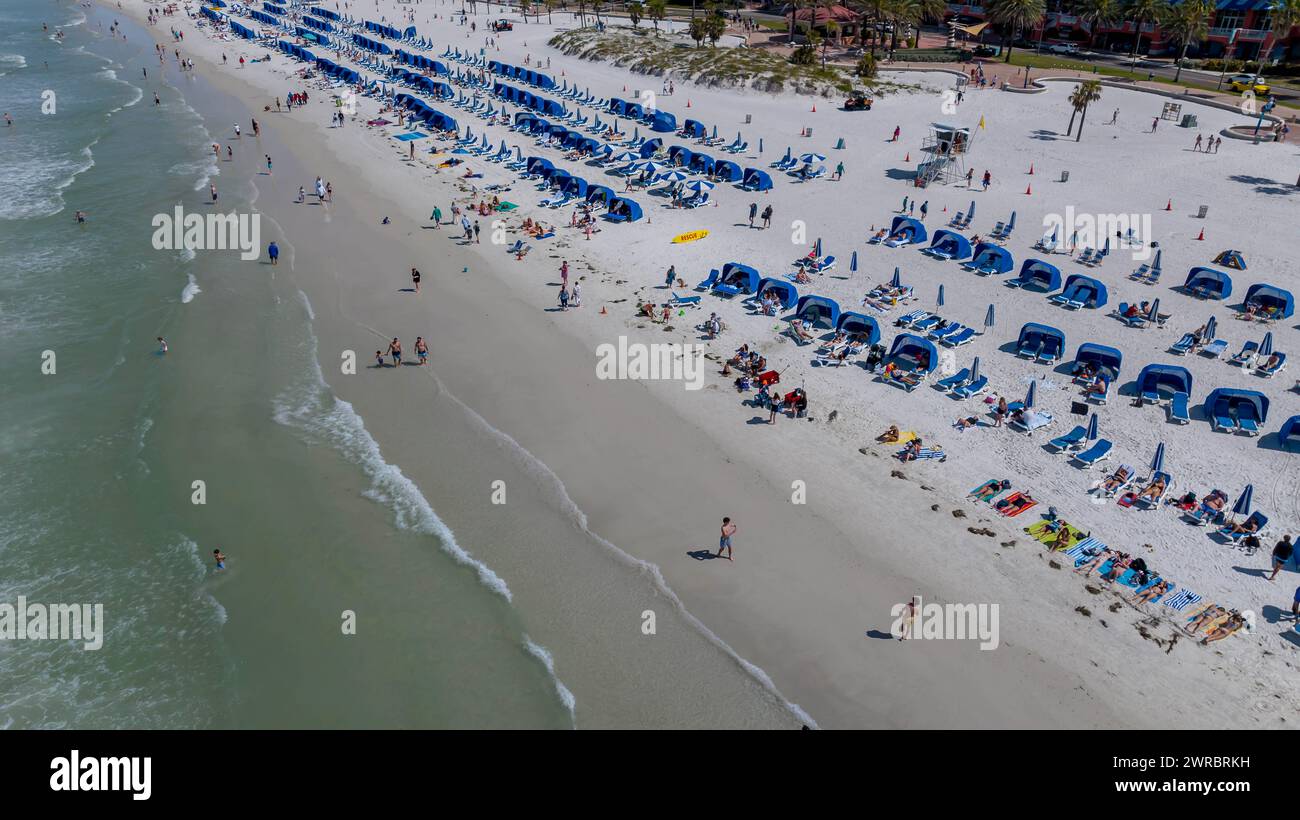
1011 410 1055 433
1169 333 1195 355
1256 352 1286 378
1128 263 1150 282
1072 439 1113 468
1116 303 1148 328
1200 338 1228 359
951 375 988 399
944 327 977 347
1236 404 1261 436
1134 471 1171 509
1047 425 1087 452
1169 392 1190 424
1230 340 1259 367
913 315 942 333
669 292 701 308
1222 512 1268 542
934 368 971 392
928 323 962 343
1051 286 1084 308
1212 408 1237 433
1037 338 1061 365
1017 339 1043 359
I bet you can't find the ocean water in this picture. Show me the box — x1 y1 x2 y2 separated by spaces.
0 0 572 728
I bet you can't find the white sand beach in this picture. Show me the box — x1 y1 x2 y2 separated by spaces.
117 0 1300 727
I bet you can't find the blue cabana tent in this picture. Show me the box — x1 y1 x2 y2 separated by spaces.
549 169 573 190
1073 343 1123 380
607 197 643 222
230 21 256 39
1278 415 1300 450
964 242 1014 274
526 156 555 177
795 295 841 329
625 102 645 119
682 119 706 138
1017 322 1066 355
668 145 694 167
608 98 627 116
712 159 743 182
756 278 798 309
714 262 760 295
741 168 772 191
689 152 716 175
888 216 928 245
1013 258 1061 291
651 111 677 133
514 111 536 126
836 312 882 345
1135 364 1193 400
586 185 616 207
563 176 589 198
1213 249 1247 270
1058 274 1109 309
923 229 973 261
638 138 662 159
1184 267 1233 300
310 6 338 20
888 333 938 374
1244 283 1295 319
200 6 223 21
1205 388 1270 425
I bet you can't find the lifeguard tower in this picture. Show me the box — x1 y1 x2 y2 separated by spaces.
915 122 974 187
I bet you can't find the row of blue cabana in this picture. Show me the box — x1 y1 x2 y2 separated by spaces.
248 9 279 26
295 28 329 46
315 57 361 85
364 20 411 41
392 68 453 100
515 114 603 154
487 60 556 90
200 6 223 23
395 49 450 76
663 145 745 182
495 82 567 118
394 92 458 133
300 15 335 33
278 40 316 62
229 20 256 39
523 157 643 221
351 33 392 55
1181 269 1295 316
263 2 286 15
607 98 678 133
310 6 341 21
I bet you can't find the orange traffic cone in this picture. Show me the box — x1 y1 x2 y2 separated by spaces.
1028 163 1034 175
811 103 817 112
904 152 910 162
943 205 947 212
1025 184 1032 195
1165 198 1172 211
686 99 692 108
1196 228 1205 240
600 306 607 315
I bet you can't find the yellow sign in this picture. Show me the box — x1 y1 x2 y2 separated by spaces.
672 229 709 244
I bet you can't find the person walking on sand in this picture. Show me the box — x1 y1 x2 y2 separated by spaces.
210 183 218 203
558 286 569 310
431 205 442 226
833 161 844 181
665 265 676 288
761 204 773 229
716 517 737 561
415 336 429 365
560 260 569 289
892 125 900 142
1193 134 1203 152
769 390 783 423
898 596 917 640
411 266 421 293
966 168 974 188
234 123 240 139
1150 116 1159 133
748 201 757 227
571 281 582 308
265 154 272 175
268 241 279 265
387 337 402 367
919 200 928 221
1268 535 1294 581
297 186 305 204
981 170 991 191
1108 108 1119 125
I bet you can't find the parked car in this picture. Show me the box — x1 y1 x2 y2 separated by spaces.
972 45 999 58
1228 74 1270 94
491 19 513 32
1045 42 1080 55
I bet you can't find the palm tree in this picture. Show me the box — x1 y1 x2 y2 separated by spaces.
1120 0 1168 69
629 1 644 27
592 0 604 26
986 0 1047 63
788 0 807 46
647 0 666 31
1074 79 1103 141
1160 0 1210 82
1248 0 1300 81
1066 82 1086 134
887 0 945 51
1076 0 1119 50
520 0 532 22
545 0 555 24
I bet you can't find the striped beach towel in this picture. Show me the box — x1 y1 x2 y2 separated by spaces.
1161 589 1203 613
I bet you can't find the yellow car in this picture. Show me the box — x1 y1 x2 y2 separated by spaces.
1229 74 1270 95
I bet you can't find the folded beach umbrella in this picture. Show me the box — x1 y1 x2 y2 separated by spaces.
1259 331 1274 358
1152 247 1163 271
1086 413 1099 441
969 356 981 384
1102 235 1111 253
850 250 858 272
984 303 996 329
800 152 826 163
1146 298 1160 322
1205 315 1218 340
759 137 764 154
712 125 718 139
813 237 822 257
1232 485 1253 518
1150 442 1165 474
937 284 945 307
968 201 975 221
736 131 742 144
1024 379 1037 410
1068 229 1079 249
890 267 902 288
633 126 639 140
685 179 714 192
1007 211 1017 230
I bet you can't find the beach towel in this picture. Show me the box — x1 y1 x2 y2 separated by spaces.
1161 589 1203 613
394 132 427 141
1025 521 1086 550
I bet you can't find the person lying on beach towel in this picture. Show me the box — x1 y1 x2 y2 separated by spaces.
877 425 901 443
1201 612 1247 644
898 439 923 461
954 415 980 431
1185 605 1229 635
969 479 1010 502
1075 547 1115 576
1131 578 1171 605
1100 553 1133 582
1169 490 1198 512
994 493 1036 516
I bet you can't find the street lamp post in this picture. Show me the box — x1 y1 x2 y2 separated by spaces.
1216 28 1238 90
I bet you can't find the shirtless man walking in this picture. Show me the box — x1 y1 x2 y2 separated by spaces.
386 337 402 367
715 516 737 561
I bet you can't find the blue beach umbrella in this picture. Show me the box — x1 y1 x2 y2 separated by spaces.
937 284 945 307
1007 211 1017 230
684 179 714 193
984 303 996 329
712 124 718 139
969 356 981 384
968 200 976 220
1086 413 1099 441
1152 247 1163 270
759 137 764 153
1024 379 1037 410
890 267 902 288
1259 331 1274 358
850 250 858 272
657 169 690 183
1205 315 1218 340
1150 442 1165 474
1232 485 1253 517
1147 298 1160 322
800 152 826 163
814 237 822 257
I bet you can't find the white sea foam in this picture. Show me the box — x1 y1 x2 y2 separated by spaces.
181 273 201 303
0 53 27 76
524 637 577 727
0 142 97 221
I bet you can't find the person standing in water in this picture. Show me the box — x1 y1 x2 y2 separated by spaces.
213 549 226 570
387 337 402 367
415 337 429 365
267 241 279 265
156 336 168 354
